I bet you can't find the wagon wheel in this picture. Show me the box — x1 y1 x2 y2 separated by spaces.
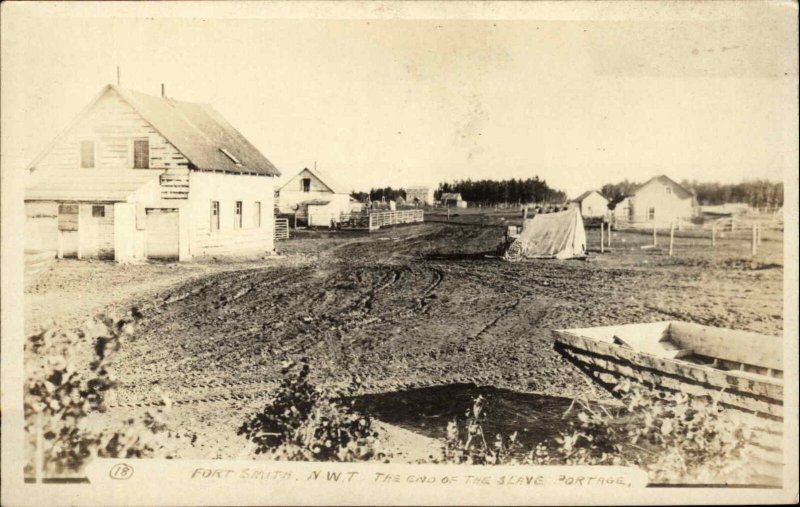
505 240 524 262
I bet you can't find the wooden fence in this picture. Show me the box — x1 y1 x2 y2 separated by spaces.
367 209 424 231
340 209 424 231
274 218 290 240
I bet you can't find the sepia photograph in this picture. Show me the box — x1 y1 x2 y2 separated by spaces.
1 1 797 505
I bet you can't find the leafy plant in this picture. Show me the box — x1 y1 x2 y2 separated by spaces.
24 310 190 478
441 383 758 484
238 359 386 462
442 395 522 465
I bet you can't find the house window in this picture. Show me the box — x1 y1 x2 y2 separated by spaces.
58 203 79 231
648 207 656 220
234 201 243 229
92 205 105 218
253 201 261 228
665 187 672 195
301 178 311 192
80 140 95 168
133 139 150 169
210 201 220 231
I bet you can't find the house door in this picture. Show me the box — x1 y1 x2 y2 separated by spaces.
57 203 79 258
80 204 107 258
146 209 179 259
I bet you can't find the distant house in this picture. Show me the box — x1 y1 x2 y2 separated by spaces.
569 190 609 219
626 175 698 225
24 84 280 262
609 195 633 222
277 167 351 227
441 192 467 208
406 186 434 206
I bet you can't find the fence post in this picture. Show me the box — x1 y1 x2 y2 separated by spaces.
757 223 762 245
751 224 757 256
653 222 657 247
447 205 450 221
600 221 605 253
711 222 716 247
607 221 611 247
669 222 675 256
368 214 373 231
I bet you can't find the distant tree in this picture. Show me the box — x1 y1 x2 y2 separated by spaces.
680 179 783 210
600 180 639 202
350 191 369 203
435 178 566 206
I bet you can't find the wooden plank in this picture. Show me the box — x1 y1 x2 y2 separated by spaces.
668 321 783 371
554 331 783 400
560 346 783 417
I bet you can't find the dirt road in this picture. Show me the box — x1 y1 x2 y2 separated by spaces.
104 222 783 406
25 221 783 459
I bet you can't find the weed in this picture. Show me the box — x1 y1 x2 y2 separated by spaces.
238 359 387 462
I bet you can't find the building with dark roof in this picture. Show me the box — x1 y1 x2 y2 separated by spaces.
25 84 280 261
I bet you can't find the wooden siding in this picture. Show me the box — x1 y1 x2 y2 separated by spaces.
79 203 115 259
188 171 276 256
33 89 189 172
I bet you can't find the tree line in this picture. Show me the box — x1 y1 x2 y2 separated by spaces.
680 179 783 210
600 179 783 210
434 177 567 206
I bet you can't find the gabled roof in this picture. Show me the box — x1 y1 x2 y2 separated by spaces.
570 190 606 203
441 192 463 200
633 175 694 198
278 166 349 194
28 84 280 177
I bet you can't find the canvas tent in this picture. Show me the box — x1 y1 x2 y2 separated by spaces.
506 207 586 260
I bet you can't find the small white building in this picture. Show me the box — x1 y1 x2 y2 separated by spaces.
24 84 280 262
569 190 609 219
609 196 633 222
406 186 434 206
627 175 697 226
277 167 352 227
441 192 467 208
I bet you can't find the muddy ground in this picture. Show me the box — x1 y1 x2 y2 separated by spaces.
25 220 784 460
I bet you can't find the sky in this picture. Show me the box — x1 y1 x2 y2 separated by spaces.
2 1 797 198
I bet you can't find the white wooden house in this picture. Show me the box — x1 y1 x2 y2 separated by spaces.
568 190 609 219
276 167 352 227
24 84 280 261
627 175 698 226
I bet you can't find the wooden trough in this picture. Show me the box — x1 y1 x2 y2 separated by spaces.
553 321 783 420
